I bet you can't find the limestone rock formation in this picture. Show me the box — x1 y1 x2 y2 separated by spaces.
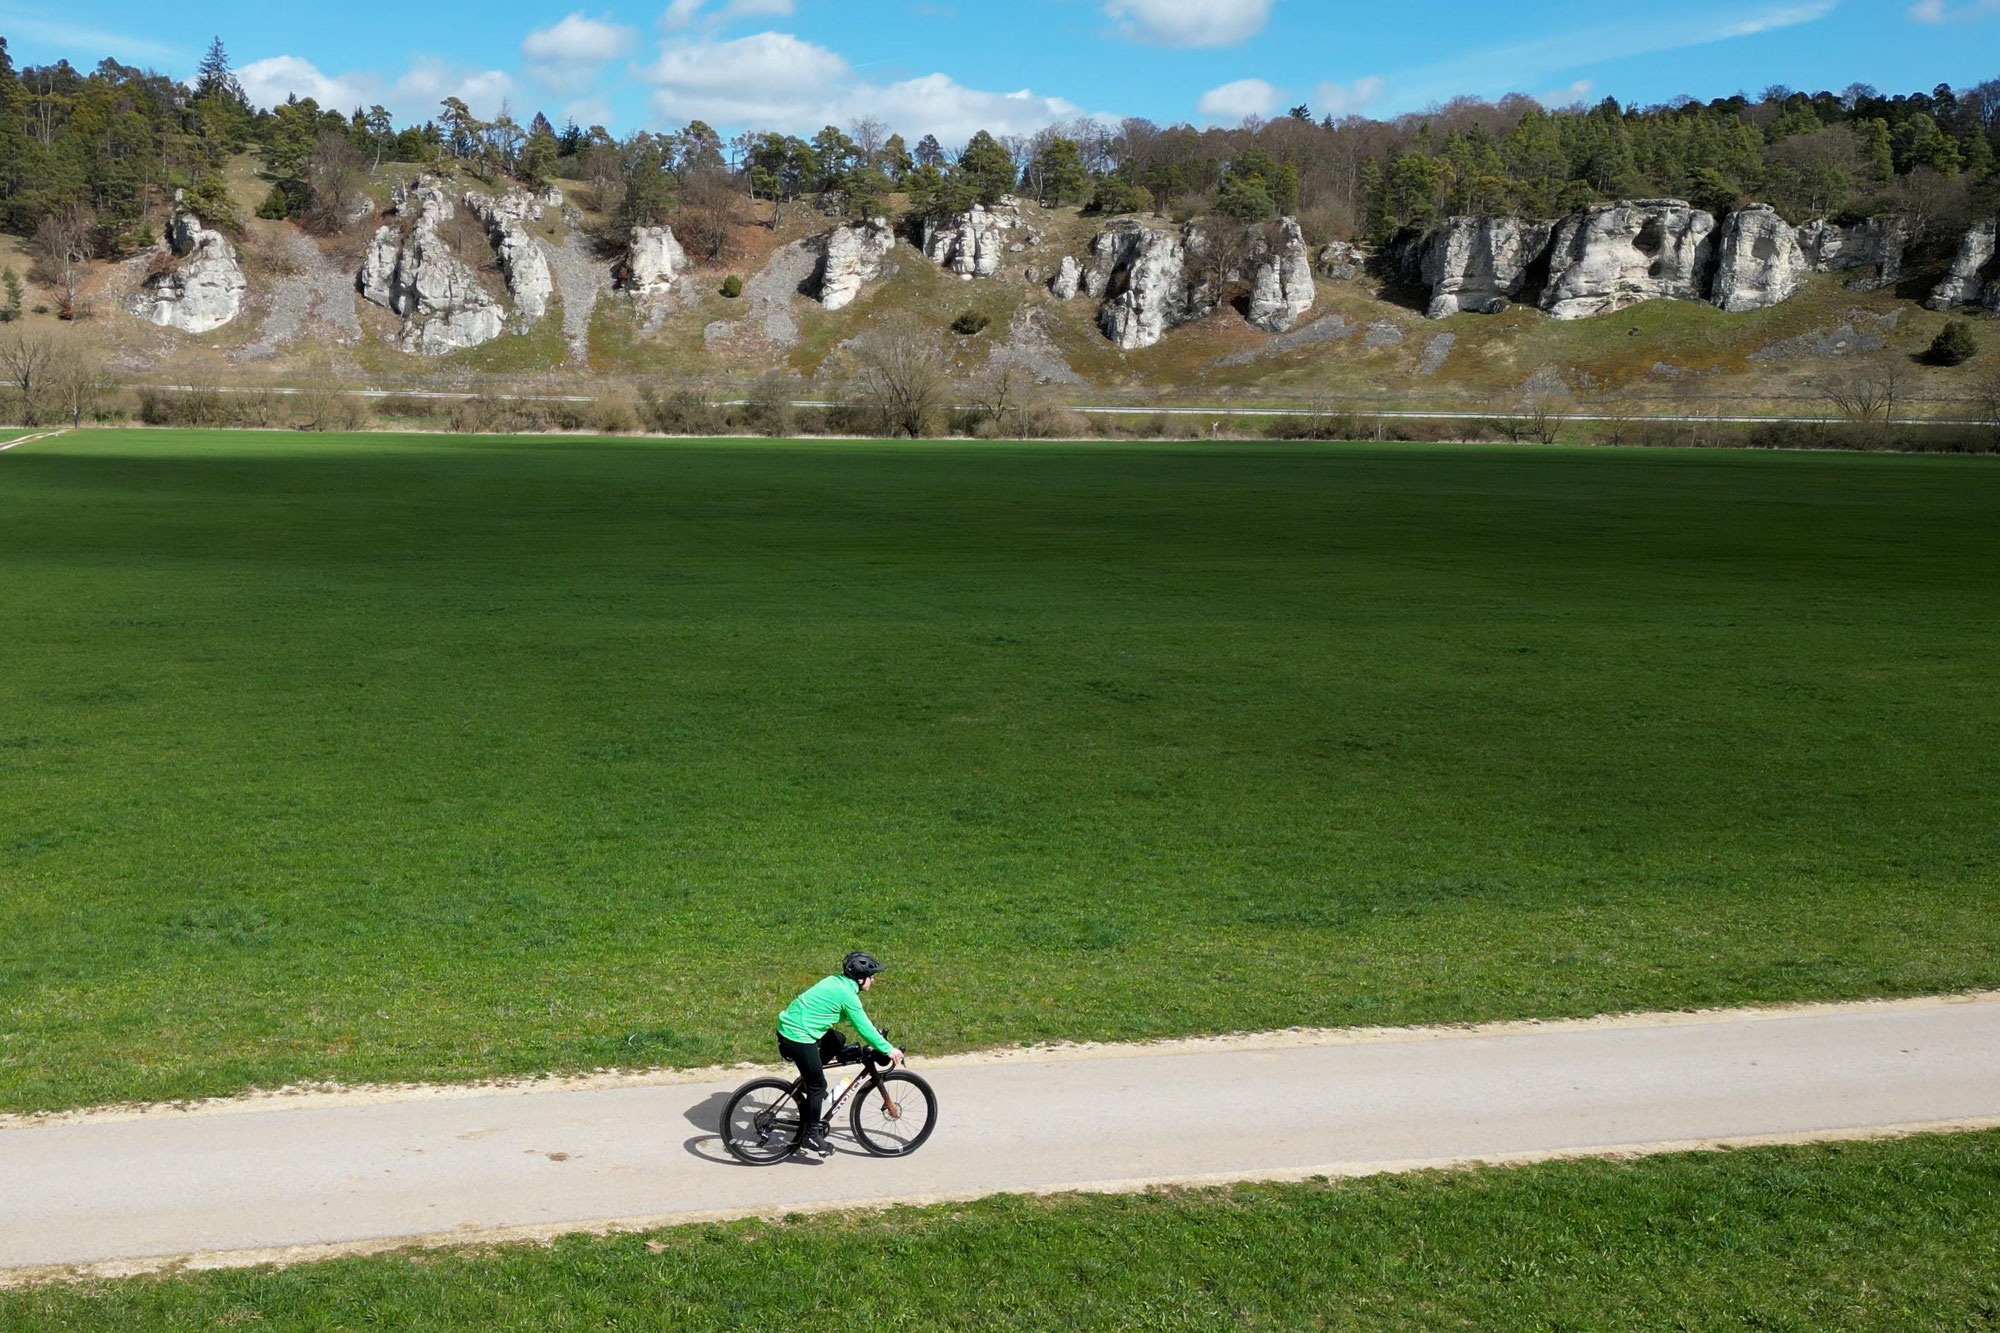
1084 222 1204 350
1420 216 1551 318
1245 217 1315 333
1541 200 1716 320
135 207 247 334
816 218 895 310
464 187 553 325
1315 240 1368 281
921 198 1030 279
355 177 506 355
1049 255 1082 300
1926 219 1999 311
1797 215 1908 291
1710 204 1807 313
620 225 687 296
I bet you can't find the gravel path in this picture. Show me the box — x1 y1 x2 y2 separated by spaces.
5 995 1998 1280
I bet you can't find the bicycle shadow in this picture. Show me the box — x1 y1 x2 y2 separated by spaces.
682 1089 865 1166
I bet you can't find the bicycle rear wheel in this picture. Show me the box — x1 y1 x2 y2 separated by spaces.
850 1070 938 1156
722 1078 806 1164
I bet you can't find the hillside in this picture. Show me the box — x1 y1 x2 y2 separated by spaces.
3 151 1996 424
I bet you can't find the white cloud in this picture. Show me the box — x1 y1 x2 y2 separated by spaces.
1197 78 1279 122
239 55 366 110
1105 0 1272 47
1717 0 1836 36
523 12 637 97
1311 76 1385 116
662 0 797 30
1909 0 2000 18
523 13 636 63
1377 2 1838 110
643 30 848 124
237 54 513 121
640 30 1083 139
0 15 179 64
1540 79 1595 107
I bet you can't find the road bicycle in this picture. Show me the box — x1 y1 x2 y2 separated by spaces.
721 1035 938 1164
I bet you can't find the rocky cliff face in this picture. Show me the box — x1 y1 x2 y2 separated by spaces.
1926 219 1999 312
355 177 506 355
1315 240 1368 281
816 218 896 310
1049 254 1082 300
1542 200 1717 320
1082 222 1219 351
620 225 687 296
1245 217 1315 333
1797 216 1907 291
1415 202 1919 321
464 187 553 325
1420 217 1552 318
1710 204 1807 314
135 206 247 334
921 199 1035 279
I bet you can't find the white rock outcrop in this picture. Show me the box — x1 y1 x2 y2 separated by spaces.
1245 217 1315 333
1541 200 1716 320
464 187 552 326
1420 217 1552 318
1315 240 1368 281
816 218 895 310
621 225 687 296
1926 219 1999 311
921 199 1028 279
135 207 247 334
355 177 506 355
1083 222 1208 351
1049 255 1082 300
1709 204 1807 313
1797 215 1907 291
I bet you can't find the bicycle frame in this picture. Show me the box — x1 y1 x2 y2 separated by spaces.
797 1059 901 1126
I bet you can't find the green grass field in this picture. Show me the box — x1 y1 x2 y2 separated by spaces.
3 431 1997 1112
5 1132 1997 1329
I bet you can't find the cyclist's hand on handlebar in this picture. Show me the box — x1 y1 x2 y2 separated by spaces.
888 1047 906 1065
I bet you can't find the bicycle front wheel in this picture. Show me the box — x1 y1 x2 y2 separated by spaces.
850 1070 938 1156
722 1078 806 1164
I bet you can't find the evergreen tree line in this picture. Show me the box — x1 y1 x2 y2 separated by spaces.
1 31 1995 280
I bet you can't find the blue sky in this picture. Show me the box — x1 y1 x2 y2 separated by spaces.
2 0 1994 142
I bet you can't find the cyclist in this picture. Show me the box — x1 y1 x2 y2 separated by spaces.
777 951 904 1155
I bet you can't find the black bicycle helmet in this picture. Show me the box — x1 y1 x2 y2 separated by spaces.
842 950 883 980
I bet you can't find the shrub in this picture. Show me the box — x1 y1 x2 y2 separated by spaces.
372 395 438 420
951 310 991 336
720 274 744 299
586 398 640 433
1925 320 1980 368
1088 177 1153 216
640 387 722 436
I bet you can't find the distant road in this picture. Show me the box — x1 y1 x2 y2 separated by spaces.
130 384 1991 429
5 995 1998 1280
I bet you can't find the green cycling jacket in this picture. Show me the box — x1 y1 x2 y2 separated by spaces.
777 975 892 1054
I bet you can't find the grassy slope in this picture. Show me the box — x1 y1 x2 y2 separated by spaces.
4 1132 1998 1329
2 432 1998 1111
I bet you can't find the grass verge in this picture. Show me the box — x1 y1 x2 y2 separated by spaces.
4 1131 1998 1328
2 432 1998 1111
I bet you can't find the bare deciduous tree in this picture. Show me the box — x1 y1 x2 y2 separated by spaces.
0 330 58 424
306 131 369 235
1818 364 1914 426
30 202 94 320
49 350 114 427
967 363 1040 438
855 318 951 438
